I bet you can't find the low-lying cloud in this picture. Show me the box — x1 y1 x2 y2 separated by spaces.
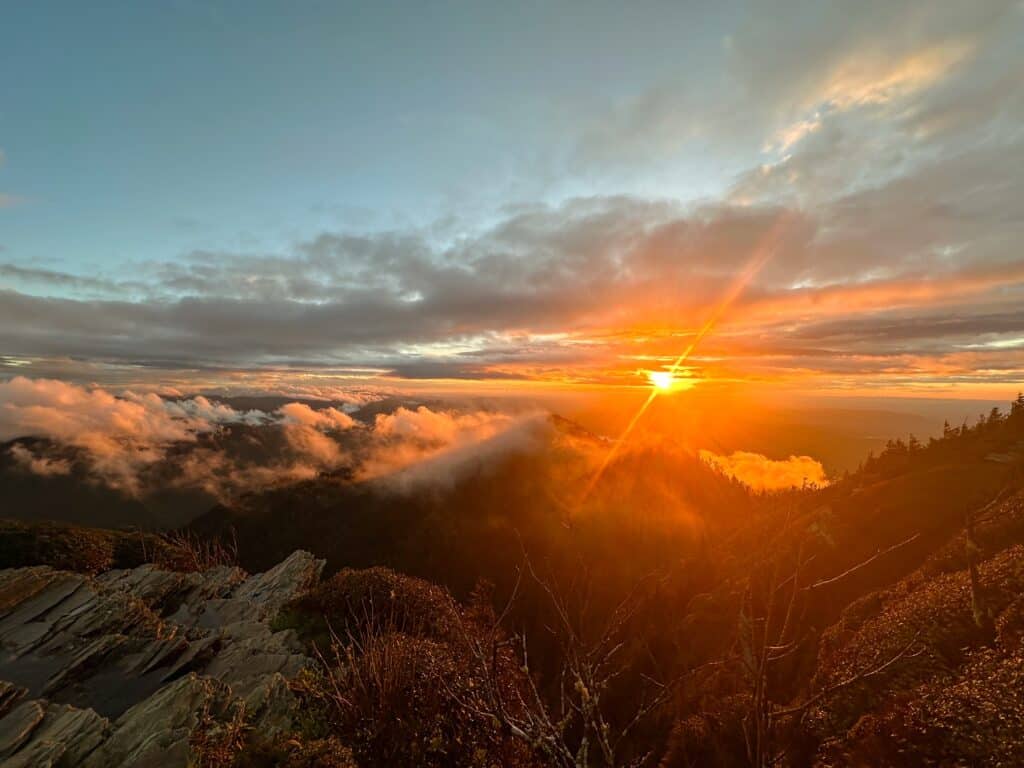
0 377 265 493
1 376 541 499
8 443 72 476
278 401 357 466
359 406 542 486
699 448 829 492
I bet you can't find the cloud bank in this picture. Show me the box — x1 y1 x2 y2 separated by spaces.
1 377 541 498
0 377 266 493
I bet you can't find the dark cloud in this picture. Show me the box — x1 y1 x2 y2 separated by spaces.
1 176 1023 388
385 362 524 381
0 201 804 362
791 310 1024 346
0 264 145 296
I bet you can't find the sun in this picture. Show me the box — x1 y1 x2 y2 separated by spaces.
648 370 674 391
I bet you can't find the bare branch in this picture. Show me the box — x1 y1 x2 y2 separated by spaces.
806 533 920 592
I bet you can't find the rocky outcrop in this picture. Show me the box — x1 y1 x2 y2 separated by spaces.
0 550 324 766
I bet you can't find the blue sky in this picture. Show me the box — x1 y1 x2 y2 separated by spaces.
1 1 1023 399
1 1 743 273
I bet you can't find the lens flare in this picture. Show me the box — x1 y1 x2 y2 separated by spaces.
574 214 794 512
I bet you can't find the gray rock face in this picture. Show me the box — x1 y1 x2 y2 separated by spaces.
0 551 324 766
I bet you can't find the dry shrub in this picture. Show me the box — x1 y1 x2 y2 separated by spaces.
811 544 1024 736
921 492 1024 578
283 566 462 648
188 681 248 768
0 519 239 574
287 568 538 767
660 693 752 768
155 528 238 572
189 678 358 768
821 648 1024 767
996 594 1024 652
0 518 156 573
295 627 537 767
231 735 356 768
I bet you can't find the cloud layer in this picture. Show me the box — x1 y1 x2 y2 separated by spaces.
1 377 541 498
0 377 264 493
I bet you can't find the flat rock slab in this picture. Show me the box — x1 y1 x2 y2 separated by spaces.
0 550 324 767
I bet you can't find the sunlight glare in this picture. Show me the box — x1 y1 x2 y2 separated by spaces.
648 370 674 391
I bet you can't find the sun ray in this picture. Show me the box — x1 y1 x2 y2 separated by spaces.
574 215 792 510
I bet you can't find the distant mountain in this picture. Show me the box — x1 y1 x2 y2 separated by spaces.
0 437 208 530
189 414 755 596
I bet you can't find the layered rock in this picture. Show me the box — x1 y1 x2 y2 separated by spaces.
0 550 324 766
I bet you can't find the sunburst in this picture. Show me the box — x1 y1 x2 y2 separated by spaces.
648 370 674 390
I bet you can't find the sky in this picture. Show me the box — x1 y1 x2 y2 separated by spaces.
2 0 1024 403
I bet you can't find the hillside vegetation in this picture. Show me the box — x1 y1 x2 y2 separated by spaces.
2 396 1023 766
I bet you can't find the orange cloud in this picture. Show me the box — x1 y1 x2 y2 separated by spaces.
277 401 357 466
1 376 559 500
278 401 356 430
359 406 539 485
820 42 972 110
0 377 250 492
699 448 829 492
741 262 1024 322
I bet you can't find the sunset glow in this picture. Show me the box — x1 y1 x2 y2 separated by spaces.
0 5 1021 410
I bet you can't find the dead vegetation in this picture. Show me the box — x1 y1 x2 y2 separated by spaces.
0 518 238 573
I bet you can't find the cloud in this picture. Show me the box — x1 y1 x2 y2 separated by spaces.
373 405 511 443
816 41 972 111
0 376 548 499
569 1 1013 174
0 378 227 446
276 401 356 467
279 401 355 430
0 264 147 296
0 377 266 493
699 449 829 492
728 0 1008 117
358 406 537 485
0 200 808 366
730 1 1020 208
0 378 362 496
1 169 1022 392
8 443 72 476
